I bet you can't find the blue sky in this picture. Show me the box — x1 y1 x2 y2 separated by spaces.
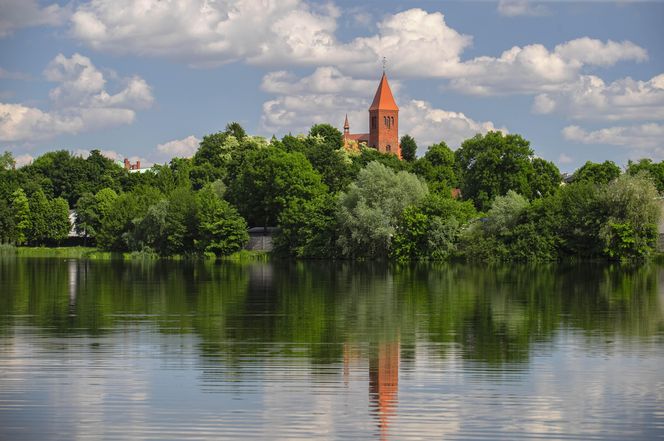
0 0 663 172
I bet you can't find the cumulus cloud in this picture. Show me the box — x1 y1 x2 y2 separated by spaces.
14 153 33 168
533 73 664 121
400 100 505 149
450 38 648 95
0 53 153 143
261 67 382 95
563 123 664 157
156 135 200 158
497 1 550 17
557 153 573 165
0 0 70 37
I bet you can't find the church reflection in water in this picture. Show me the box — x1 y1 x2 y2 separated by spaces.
344 341 400 440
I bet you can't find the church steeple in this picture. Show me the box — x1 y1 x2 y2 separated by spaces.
369 73 399 112
343 113 350 135
369 72 399 155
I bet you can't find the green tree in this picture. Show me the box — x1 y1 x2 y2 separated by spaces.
11 188 30 245
0 151 15 170
530 158 561 198
196 186 248 257
337 161 428 259
412 141 457 195
572 160 621 185
226 147 328 226
309 123 344 149
399 135 418 162
392 194 477 261
27 189 50 244
626 159 664 193
225 121 247 141
47 197 70 243
275 193 338 258
455 132 535 211
0 198 15 243
599 173 659 259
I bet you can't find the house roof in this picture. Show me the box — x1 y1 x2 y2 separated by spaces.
369 73 399 111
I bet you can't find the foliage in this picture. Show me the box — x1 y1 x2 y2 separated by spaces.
572 160 621 185
226 147 327 226
399 135 418 162
455 131 535 211
599 173 659 259
196 185 249 257
275 193 338 258
412 141 457 195
530 158 561 198
626 158 664 193
309 123 344 149
11 188 30 245
337 162 428 259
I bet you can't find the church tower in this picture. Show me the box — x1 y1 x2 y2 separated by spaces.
368 73 399 156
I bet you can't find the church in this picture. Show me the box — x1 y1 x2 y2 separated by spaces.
343 72 400 158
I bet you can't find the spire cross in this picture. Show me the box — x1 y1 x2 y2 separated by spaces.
382 57 387 73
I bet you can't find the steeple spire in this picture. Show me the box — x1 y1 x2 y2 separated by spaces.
369 73 399 111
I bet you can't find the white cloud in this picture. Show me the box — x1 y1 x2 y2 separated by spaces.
0 53 153 143
450 38 648 95
261 67 383 95
156 135 200 158
533 73 664 121
400 100 506 149
14 153 33 168
557 153 573 165
563 123 664 157
497 1 550 17
0 0 69 37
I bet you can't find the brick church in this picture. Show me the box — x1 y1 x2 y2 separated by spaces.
343 72 400 157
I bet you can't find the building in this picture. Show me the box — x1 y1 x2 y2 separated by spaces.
343 72 400 157
123 158 141 171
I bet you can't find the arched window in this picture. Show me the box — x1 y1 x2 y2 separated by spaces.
384 116 387 127
386 145 391 152
391 116 395 127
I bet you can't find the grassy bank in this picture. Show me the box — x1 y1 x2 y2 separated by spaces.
1 245 269 262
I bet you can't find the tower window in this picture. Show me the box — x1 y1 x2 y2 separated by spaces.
386 145 391 153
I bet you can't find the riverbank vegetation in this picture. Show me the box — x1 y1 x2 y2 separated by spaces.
0 123 660 261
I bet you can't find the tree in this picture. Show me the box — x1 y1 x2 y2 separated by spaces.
337 161 428 259
226 147 328 226
572 160 621 185
412 141 457 194
275 193 338 258
599 173 660 259
309 123 343 149
225 121 247 141
530 158 561 198
455 132 535 211
11 188 30 245
626 159 664 193
47 197 70 243
399 135 418 162
0 151 15 170
196 186 248 257
0 198 15 243
27 189 50 244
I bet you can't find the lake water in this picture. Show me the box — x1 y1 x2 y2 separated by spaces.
0 258 663 440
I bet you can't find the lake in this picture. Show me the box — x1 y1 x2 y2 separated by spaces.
1 258 663 440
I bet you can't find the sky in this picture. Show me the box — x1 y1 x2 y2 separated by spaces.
0 0 663 172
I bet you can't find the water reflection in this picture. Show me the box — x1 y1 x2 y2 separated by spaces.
0 258 663 439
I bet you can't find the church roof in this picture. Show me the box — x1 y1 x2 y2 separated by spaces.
369 73 399 111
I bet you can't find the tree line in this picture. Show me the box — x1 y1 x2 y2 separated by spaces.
0 123 661 261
